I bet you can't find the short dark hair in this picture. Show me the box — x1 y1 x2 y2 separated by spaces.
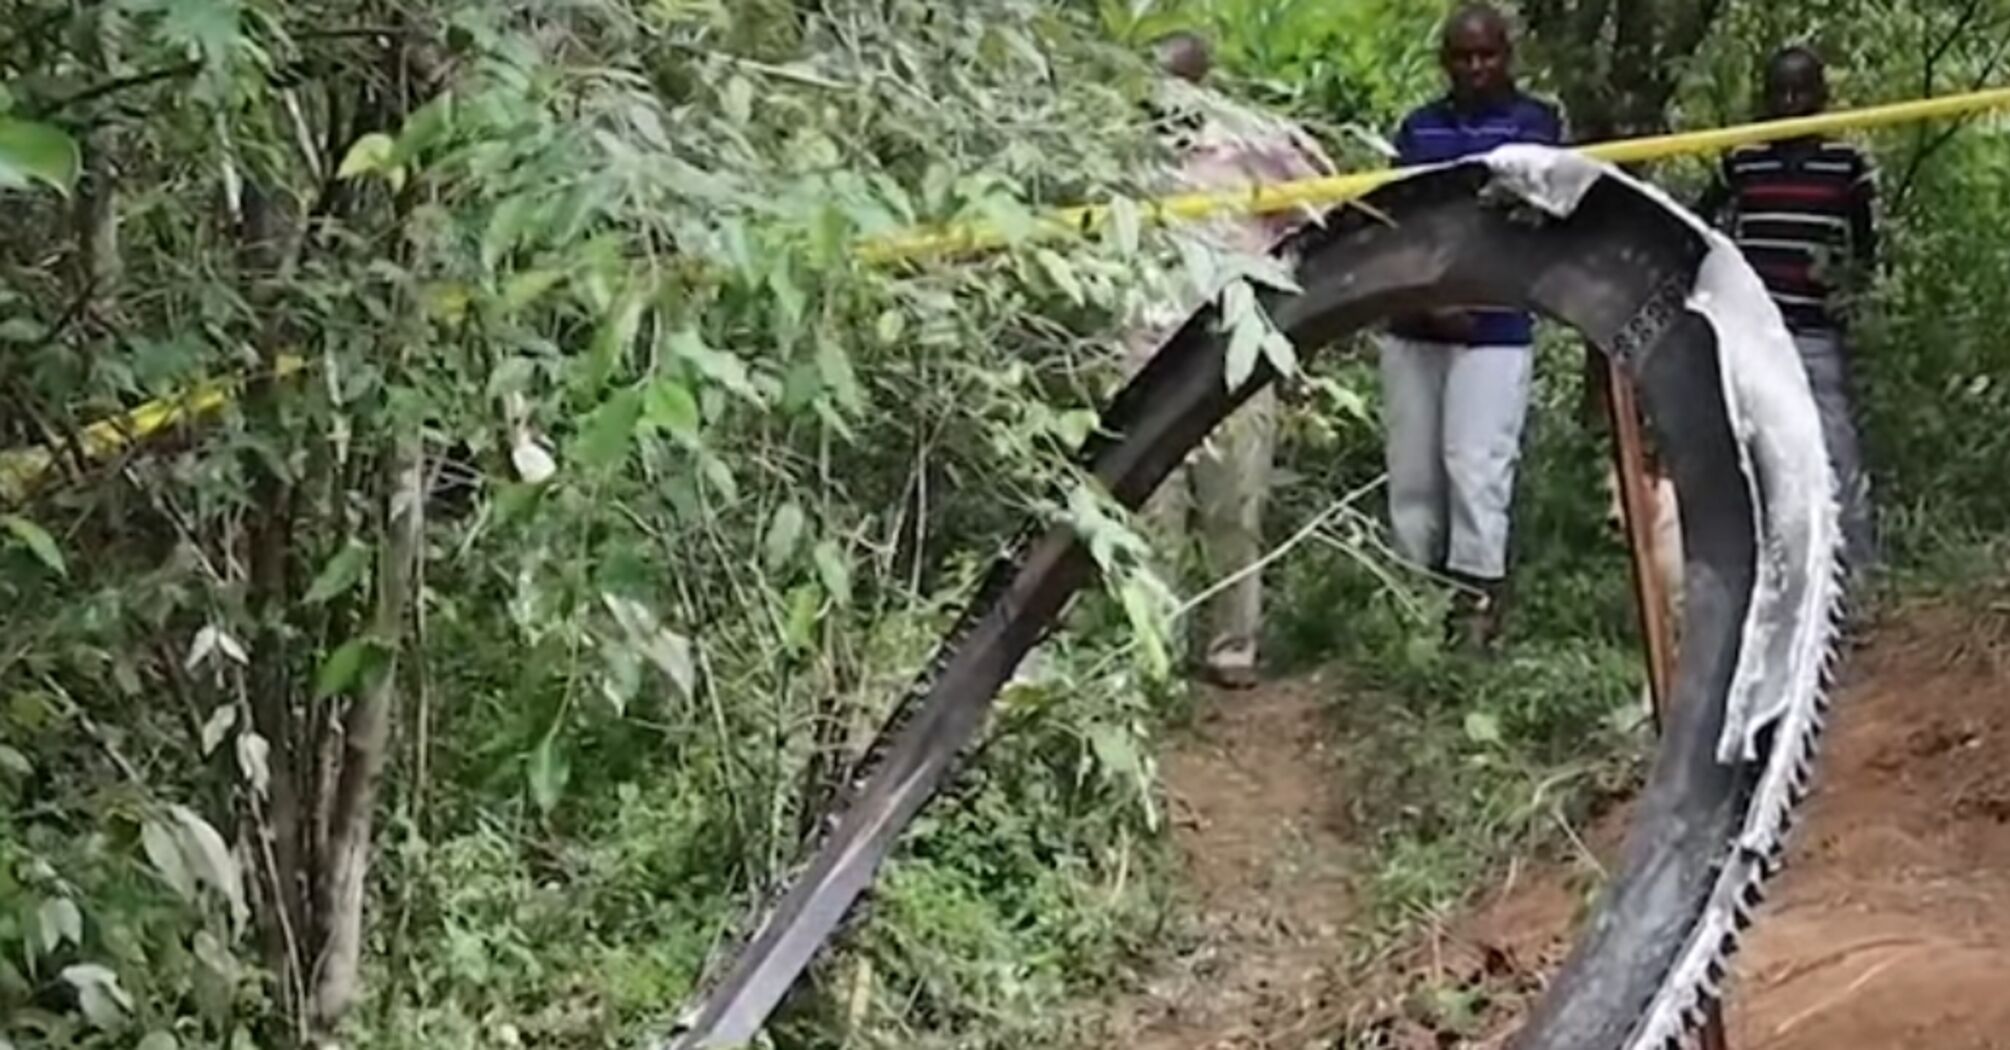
1769 44 1826 76
1443 2 1513 45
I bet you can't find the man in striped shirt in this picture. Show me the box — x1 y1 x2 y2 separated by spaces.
1697 45 1880 581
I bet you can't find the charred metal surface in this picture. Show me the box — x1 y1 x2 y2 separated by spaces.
663 161 1808 1050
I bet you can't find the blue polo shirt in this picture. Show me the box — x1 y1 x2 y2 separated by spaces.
1392 92 1564 346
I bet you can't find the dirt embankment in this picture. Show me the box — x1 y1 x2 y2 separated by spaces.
1097 595 2010 1049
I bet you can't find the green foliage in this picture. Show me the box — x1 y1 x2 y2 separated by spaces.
3 0 1191 1045
1266 335 1648 927
2 514 66 576
0 116 78 194
1101 0 1442 151
6 0 2008 1047
1671 0 2010 556
1857 132 2010 553
1257 0 2010 942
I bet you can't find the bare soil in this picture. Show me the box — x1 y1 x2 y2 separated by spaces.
1097 593 2010 1049
1098 669 1358 1050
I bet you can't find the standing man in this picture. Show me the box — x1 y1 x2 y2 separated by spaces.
1381 3 1562 651
1127 31 1334 688
1697 45 1880 585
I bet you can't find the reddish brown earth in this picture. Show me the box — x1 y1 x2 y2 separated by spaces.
1097 593 2010 1049
1099 669 1359 1050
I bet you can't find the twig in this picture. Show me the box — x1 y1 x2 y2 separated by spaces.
42 676 145 786
1066 476 1392 685
40 62 203 115
1892 33 2010 211
663 40 853 90
1311 512 1433 623
1549 801 1607 880
1171 474 1385 619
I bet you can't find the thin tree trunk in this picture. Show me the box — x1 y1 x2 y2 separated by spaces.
235 180 315 1038
309 432 423 1027
76 13 122 321
1521 0 1733 426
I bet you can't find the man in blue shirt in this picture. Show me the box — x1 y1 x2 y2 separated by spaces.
1382 3 1562 651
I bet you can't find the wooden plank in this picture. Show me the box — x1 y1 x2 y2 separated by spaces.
1602 358 1730 1050
1605 358 1677 719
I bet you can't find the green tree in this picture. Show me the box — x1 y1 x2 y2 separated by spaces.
3 2 1184 1045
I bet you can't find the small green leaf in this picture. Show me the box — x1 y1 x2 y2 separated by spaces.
650 628 696 700
185 624 249 671
781 360 822 415
642 379 701 441
499 268 565 314
0 744 30 777
170 804 247 930
3 514 66 576
1033 249 1085 305
764 501 807 573
482 194 541 272
0 317 42 341
599 647 641 714
873 310 906 346
304 541 372 605
1054 409 1099 448
138 1032 179 1050
1088 723 1143 783
0 84 14 113
143 819 197 902
813 539 852 605
314 637 385 699
1222 283 1264 390
336 132 396 179
1118 578 1171 679
769 261 807 328
528 732 569 813
698 452 739 503
584 289 647 392
1109 195 1141 254
157 0 241 66
669 328 763 406
816 338 864 412
1107 196 1142 256
569 385 646 470
396 94 455 159
1262 327 1298 378
1323 378 1371 423
782 583 821 654
978 193 1039 244
235 731 270 798
61 963 130 1029
722 76 754 125
0 117 79 195
38 897 82 953
1463 710 1503 746
199 705 237 756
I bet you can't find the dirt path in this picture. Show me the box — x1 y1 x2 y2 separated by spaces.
1097 594 2010 1049
1099 670 1358 1050
1723 599 2010 1049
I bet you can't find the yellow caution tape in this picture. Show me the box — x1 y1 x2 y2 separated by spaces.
859 86 2010 263
5 86 2008 503
1 354 306 503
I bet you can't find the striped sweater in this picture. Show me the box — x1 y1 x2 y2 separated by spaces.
1698 138 1880 333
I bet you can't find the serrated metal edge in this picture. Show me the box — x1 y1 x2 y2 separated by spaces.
1621 550 1848 1050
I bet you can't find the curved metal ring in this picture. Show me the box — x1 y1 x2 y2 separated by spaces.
667 160 1807 1050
